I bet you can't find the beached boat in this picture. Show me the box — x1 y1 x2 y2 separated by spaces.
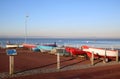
6 44 18 48
37 45 55 52
32 47 40 52
23 43 36 48
65 47 86 56
50 47 70 56
42 43 57 47
82 45 120 60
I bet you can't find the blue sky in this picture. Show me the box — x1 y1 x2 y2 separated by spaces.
0 0 120 38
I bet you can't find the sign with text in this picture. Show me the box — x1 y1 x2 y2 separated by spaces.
6 49 17 56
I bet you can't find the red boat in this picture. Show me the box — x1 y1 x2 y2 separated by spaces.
23 43 36 48
65 47 86 56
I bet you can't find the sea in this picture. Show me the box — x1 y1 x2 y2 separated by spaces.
0 38 120 49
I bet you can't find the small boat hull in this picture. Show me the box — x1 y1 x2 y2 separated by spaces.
23 43 36 48
49 47 70 56
37 45 55 52
6 44 18 48
65 47 86 55
82 45 120 59
32 47 40 52
42 44 57 47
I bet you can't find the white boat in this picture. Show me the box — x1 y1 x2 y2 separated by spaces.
6 44 18 48
6 44 23 48
82 45 120 60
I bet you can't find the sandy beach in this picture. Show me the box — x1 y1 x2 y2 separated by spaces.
1 0 120 78
0 47 120 79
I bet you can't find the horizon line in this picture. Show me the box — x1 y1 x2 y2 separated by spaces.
0 36 120 39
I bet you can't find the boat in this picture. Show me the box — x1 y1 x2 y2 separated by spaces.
42 42 57 47
32 47 40 52
65 46 86 56
82 45 120 60
22 43 56 52
6 44 18 48
22 43 36 48
50 47 70 56
37 45 55 52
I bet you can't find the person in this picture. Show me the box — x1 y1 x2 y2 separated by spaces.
54 42 57 47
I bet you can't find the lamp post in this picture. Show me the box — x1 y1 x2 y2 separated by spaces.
25 15 29 43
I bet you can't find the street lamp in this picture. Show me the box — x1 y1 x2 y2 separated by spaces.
25 15 29 43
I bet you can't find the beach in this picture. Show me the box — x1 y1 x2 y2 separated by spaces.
1 0 120 78
0 47 120 79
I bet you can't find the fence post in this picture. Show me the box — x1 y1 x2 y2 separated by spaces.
116 50 119 62
91 51 94 65
57 53 60 69
103 48 108 63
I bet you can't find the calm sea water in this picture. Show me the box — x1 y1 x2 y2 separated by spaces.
0 38 120 49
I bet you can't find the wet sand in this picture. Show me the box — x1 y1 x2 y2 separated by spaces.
0 48 120 79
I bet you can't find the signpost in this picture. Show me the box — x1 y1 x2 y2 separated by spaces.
6 49 17 75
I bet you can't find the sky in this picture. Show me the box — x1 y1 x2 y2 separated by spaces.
0 0 120 38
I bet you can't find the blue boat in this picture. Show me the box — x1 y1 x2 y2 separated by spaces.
32 47 40 52
37 45 55 52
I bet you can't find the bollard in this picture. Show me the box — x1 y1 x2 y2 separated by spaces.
57 53 60 69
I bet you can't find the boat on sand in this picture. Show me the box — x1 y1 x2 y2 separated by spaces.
42 43 57 47
37 45 55 52
82 45 120 60
65 47 86 56
22 43 36 48
6 44 18 48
